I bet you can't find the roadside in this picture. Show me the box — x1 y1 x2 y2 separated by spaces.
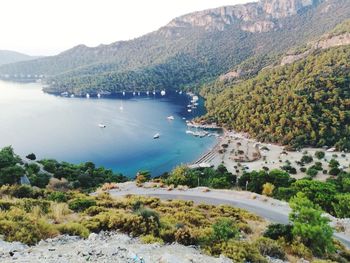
107 182 350 248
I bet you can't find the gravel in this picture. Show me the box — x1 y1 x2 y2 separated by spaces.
0 232 233 263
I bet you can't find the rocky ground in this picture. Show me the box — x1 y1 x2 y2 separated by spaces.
0 232 234 263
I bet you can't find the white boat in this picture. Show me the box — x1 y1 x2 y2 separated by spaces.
146 91 150 95
179 91 183 95
98 124 106 128
70 94 75 98
122 91 126 96
86 93 90 99
188 109 192 112
97 93 101 98
182 117 186 120
161 90 166 96
138 92 141 96
133 91 136 96
192 95 199 101
153 90 156 95
167 116 174 120
61 92 68 97
153 133 160 139
187 105 192 108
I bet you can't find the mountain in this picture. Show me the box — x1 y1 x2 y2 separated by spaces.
0 0 349 95
202 21 350 150
0 50 39 66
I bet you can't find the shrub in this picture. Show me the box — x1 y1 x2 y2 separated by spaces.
211 218 239 242
49 202 71 223
140 234 164 244
254 237 286 259
306 168 318 178
289 241 312 259
68 198 96 212
315 151 325 160
174 227 196 245
219 241 267 263
57 222 89 238
47 191 68 202
300 167 307 173
333 194 350 218
47 178 70 192
301 155 313 164
263 224 293 242
0 208 58 245
262 183 275 196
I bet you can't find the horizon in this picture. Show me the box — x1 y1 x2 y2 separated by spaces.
0 0 251 56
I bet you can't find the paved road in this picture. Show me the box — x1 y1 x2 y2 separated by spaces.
109 188 350 248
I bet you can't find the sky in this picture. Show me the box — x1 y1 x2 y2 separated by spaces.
0 0 252 56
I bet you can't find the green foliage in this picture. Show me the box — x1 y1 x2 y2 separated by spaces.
254 237 286 259
263 223 293 242
26 153 36 160
211 218 239 242
238 169 294 194
57 222 89 238
333 194 350 218
68 198 97 212
166 164 236 189
289 193 335 256
315 151 325 160
205 46 350 150
47 191 68 202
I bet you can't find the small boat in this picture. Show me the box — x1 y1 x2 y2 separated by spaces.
182 117 186 120
133 91 136 96
138 92 141 96
70 94 75 98
161 90 166 96
179 91 183 95
98 124 106 128
167 116 174 120
187 105 192 108
192 95 199 101
61 92 68 97
153 90 156 95
86 93 90 99
188 109 192 112
97 93 101 98
153 133 160 139
122 91 126 96
146 91 150 95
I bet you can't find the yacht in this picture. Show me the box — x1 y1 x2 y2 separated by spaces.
86 93 90 99
97 93 101 98
167 116 174 120
161 90 166 96
98 124 106 128
153 133 160 139
188 109 192 112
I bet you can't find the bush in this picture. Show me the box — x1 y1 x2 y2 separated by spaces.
315 151 325 160
140 234 164 244
47 191 68 202
254 237 286 259
211 218 239 242
57 222 89 238
306 168 318 178
219 241 267 263
68 198 96 212
263 224 293 242
174 227 196 245
301 155 313 164
262 183 275 196
47 178 70 192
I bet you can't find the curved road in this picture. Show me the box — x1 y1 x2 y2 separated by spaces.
109 187 350 248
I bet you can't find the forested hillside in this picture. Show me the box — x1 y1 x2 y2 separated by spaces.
0 50 39 66
0 0 349 94
203 46 350 150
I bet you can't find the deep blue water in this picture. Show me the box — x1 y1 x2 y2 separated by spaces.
0 81 216 177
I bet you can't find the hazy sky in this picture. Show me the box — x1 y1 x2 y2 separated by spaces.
0 0 252 56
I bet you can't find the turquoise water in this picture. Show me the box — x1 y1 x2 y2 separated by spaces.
0 81 216 177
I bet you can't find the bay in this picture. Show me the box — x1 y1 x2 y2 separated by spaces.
0 80 216 177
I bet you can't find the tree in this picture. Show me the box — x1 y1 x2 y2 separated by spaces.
26 153 36 161
289 193 334 256
166 165 189 186
333 194 350 218
0 165 25 185
315 151 325 160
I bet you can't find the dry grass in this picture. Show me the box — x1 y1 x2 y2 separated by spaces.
49 202 71 223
